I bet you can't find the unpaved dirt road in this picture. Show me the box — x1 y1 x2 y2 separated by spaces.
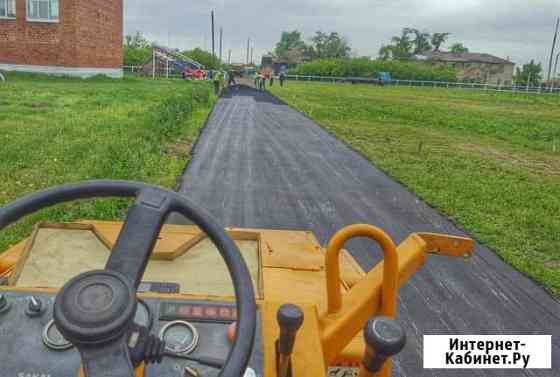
172 86 559 376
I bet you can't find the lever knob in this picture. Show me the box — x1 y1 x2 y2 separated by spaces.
362 316 406 373
26 296 43 317
277 304 304 355
276 304 304 377
0 294 9 313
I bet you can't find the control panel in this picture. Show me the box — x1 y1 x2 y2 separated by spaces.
0 291 263 377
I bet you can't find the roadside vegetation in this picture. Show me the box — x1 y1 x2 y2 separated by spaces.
273 28 543 85
0 73 214 251
289 58 457 81
270 82 560 295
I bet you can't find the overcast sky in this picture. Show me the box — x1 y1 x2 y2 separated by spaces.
124 0 560 69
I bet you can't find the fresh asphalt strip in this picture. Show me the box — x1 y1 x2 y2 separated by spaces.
170 86 559 376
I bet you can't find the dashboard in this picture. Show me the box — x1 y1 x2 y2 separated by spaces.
0 289 263 377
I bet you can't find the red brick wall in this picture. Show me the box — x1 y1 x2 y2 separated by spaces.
75 0 122 68
0 0 122 68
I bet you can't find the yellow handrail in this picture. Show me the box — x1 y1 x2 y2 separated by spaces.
325 224 399 317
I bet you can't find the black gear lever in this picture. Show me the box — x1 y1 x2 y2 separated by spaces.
127 325 225 369
276 304 304 377
358 316 406 377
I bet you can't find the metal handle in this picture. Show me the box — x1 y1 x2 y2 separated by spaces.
358 317 406 377
325 224 399 317
276 304 304 377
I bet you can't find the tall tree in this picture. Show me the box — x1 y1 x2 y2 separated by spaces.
183 48 221 69
275 31 307 58
515 60 543 86
406 28 432 54
450 43 469 53
380 28 467 59
431 33 451 51
125 32 150 49
123 32 151 66
311 32 351 59
379 28 414 60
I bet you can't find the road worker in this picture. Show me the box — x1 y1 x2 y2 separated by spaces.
279 70 286 87
213 70 222 95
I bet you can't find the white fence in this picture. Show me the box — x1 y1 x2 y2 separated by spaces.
123 65 185 79
285 75 560 95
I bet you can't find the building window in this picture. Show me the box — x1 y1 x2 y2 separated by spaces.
27 0 59 22
0 0 16 18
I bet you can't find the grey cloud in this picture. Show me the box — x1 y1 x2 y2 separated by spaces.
124 0 560 67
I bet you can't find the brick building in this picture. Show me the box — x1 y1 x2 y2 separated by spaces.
416 51 515 85
0 0 123 77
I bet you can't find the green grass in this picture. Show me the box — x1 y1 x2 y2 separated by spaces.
0 73 215 251
270 82 560 296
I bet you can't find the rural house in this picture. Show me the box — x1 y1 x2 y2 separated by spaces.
0 0 123 77
261 49 309 75
416 51 515 84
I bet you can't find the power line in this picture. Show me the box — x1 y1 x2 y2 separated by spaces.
547 17 559 82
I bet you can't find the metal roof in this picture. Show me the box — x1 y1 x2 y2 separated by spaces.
416 51 514 65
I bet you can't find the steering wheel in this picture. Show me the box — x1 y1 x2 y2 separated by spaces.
0 180 257 377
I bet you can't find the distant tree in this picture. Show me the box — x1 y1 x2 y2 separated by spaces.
275 31 308 57
183 48 221 69
450 43 469 53
406 28 432 54
515 60 543 86
125 32 150 49
431 33 451 51
123 32 152 66
310 32 351 59
380 28 466 59
378 45 393 60
379 28 414 60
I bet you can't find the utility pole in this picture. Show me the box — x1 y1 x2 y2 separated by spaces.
246 38 250 65
552 52 560 92
211 10 216 59
547 17 560 83
228 49 232 65
554 52 560 80
219 27 223 63
152 48 156 79
250 47 254 65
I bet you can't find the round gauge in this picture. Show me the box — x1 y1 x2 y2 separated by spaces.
42 319 73 351
159 321 199 355
134 299 153 330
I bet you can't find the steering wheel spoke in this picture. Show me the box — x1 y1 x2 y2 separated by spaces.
106 188 172 287
78 336 136 377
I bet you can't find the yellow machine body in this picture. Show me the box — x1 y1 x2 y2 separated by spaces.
0 220 474 377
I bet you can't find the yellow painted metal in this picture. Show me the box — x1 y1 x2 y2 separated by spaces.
325 224 399 317
320 232 475 376
323 225 400 377
358 365 377 377
0 221 475 377
79 364 145 377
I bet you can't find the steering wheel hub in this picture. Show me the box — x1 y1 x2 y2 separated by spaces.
54 270 137 345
